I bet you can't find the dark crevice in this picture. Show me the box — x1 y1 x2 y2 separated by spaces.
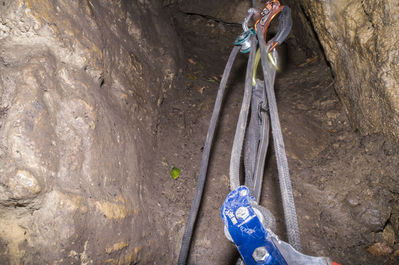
298 4 332 71
178 10 241 26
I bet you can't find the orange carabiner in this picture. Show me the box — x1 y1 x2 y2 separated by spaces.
254 0 284 51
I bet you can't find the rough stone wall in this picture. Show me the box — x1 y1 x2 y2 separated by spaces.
0 0 181 264
300 0 399 140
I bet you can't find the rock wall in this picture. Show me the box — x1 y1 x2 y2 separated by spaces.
0 0 181 264
299 0 399 140
177 0 253 24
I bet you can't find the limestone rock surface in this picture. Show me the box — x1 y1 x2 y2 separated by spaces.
300 0 399 141
0 0 181 264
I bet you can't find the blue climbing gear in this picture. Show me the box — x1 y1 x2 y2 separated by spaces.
222 186 335 265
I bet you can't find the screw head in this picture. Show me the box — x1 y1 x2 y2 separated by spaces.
235 206 249 220
252 246 269 262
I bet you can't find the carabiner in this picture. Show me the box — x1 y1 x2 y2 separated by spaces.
254 0 292 53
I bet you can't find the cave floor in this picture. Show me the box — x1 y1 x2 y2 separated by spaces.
151 12 399 265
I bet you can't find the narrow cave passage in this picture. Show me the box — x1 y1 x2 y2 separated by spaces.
1 1 398 265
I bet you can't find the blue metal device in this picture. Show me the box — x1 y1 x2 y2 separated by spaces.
222 186 335 265
221 186 287 265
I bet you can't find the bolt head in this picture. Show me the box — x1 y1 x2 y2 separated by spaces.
235 206 249 220
239 189 248 197
252 246 269 262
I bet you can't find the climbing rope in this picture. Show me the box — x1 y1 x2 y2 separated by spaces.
255 7 301 250
178 0 302 263
221 3 340 265
177 46 240 265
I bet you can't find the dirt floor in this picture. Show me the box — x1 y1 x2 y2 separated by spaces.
151 11 399 265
